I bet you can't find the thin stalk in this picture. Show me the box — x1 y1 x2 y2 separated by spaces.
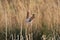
5 13 8 40
11 34 13 40
25 23 28 40
31 22 33 40
20 16 23 40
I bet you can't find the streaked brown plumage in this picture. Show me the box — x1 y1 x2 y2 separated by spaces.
28 14 35 22
26 11 35 22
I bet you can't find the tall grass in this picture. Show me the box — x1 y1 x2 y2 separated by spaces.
0 0 59 40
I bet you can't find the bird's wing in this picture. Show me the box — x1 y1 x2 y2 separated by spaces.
26 11 29 19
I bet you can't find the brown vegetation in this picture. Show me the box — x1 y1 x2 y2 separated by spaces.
0 0 59 40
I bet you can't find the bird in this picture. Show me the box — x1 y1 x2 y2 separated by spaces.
26 11 35 23
28 14 35 22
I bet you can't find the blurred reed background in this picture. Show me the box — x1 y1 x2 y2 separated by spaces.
0 0 59 40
